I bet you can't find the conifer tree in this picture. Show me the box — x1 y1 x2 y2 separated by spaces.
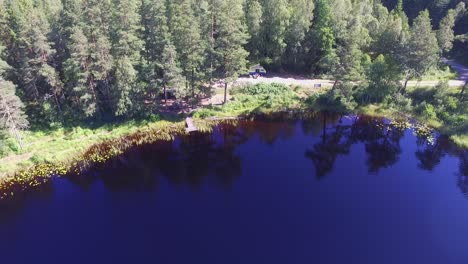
245 0 263 62
400 10 440 93
111 0 144 116
64 26 98 117
0 46 29 149
80 0 113 113
215 0 249 104
437 2 466 53
16 11 64 118
161 42 183 104
284 0 315 70
259 0 290 66
309 0 336 73
167 0 204 99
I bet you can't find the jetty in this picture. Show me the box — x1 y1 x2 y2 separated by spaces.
185 117 198 133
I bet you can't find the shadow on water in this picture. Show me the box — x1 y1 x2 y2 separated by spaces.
1 112 467 220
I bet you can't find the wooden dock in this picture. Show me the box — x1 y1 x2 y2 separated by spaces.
186 117 198 133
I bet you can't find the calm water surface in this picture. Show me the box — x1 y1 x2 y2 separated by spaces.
1 114 468 264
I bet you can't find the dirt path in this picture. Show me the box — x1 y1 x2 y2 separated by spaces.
237 76 466 88
237 60 468 88
442 57 468 82
237 76 335 88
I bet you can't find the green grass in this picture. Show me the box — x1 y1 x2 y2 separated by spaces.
0 114 181 177
194 83 302 118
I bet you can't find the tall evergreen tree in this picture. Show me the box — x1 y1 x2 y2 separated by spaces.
81 0 113 114
111 0 144 116
63 26 97 117
245 0 263 62
400 10 440 92
215 0 249 103
437 2 466 53
259 0 290 66
0 46 29 149
161 42 183 104
308 0 336 73
166 0 204 99
283 0 315 71
16 11 64 119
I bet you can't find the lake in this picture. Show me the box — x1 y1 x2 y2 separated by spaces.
1 114 467 264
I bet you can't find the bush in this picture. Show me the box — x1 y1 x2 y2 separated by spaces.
417 102 438 120
238 83 292 96
385 93 413 112
308 84 357 113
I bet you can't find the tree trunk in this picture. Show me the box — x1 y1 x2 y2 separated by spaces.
191 68 195 99
54 92 63 117
164 84 167 105
209 1 215 89
459 80 467 102
332 80 338 90
13 128 23 150
400 78 409 94
223 82 228 104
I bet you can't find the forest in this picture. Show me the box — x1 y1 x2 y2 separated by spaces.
0 0 468 156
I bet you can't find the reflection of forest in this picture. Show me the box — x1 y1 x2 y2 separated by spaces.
1 114 467 210
304 113 468 196
66 122 246 192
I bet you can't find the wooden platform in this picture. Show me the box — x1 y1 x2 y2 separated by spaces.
186 117 198 133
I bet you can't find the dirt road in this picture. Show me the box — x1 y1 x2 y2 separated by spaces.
237 76 466 88
237 60 468 88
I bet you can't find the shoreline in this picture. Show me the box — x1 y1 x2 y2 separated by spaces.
0 79 467 197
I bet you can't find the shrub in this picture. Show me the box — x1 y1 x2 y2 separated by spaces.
385 93 413 112
417 102 438 120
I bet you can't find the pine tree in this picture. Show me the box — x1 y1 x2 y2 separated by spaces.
81 0 113 113
16 11 64 119
167 0 204 99
63 26 97 117
259 0 290 66
141 0 169 63
400 10 440 93
284 0 315 71
215 0 249 104
437 2 466 53
161 42 183 104
245 0 263 62
0 46 29 149
111 0 144 116
309 0 336 73
141 0 175 103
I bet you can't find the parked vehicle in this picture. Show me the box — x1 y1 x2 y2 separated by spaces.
249 65 267 79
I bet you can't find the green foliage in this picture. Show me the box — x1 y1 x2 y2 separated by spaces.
403 10 440 81
307 82 357 113
417 102 438 120
437 2 466 53
194 83 299 118
363 54 401 102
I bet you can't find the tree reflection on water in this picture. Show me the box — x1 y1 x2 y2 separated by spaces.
1 113 467 212
304 112 468 196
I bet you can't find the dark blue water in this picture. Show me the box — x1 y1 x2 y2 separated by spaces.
1 115 468 264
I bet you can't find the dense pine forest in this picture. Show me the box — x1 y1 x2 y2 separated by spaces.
0 0 467 144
